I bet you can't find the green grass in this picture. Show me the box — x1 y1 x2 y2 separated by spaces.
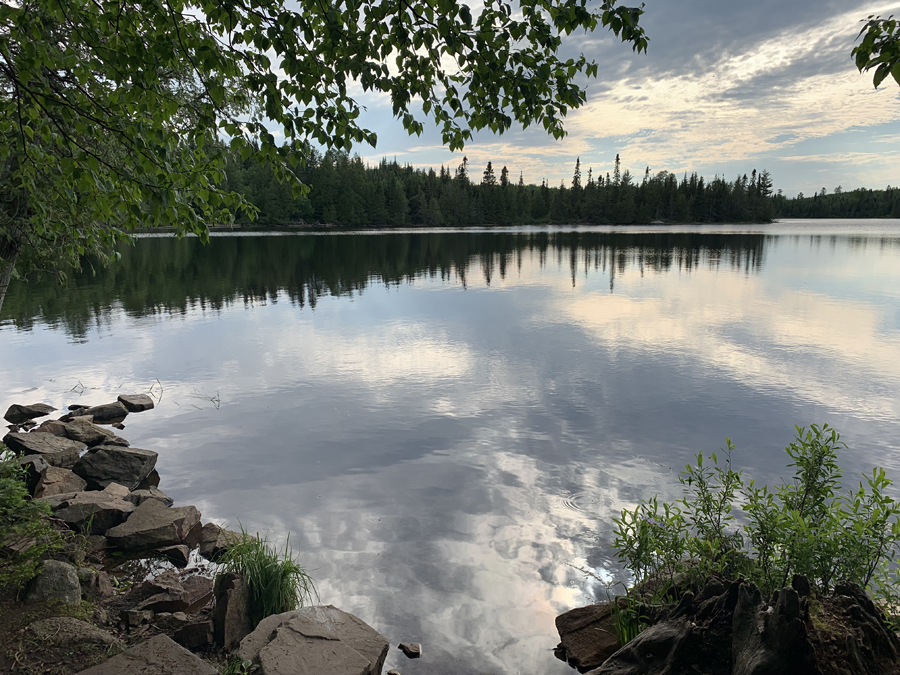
216 529 317 627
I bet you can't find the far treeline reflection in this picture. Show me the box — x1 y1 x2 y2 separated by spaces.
2 231 770 336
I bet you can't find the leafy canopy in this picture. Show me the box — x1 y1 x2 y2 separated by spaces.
853 15 900 88
0 0 648 284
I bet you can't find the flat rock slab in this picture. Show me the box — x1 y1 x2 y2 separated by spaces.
239 605 389 675
5 402 56 424
556 603 619 673
34 419 69 436
35 466 88 498
43 491 135 535
137 572 213 613
75 634 217 675
66 417 129 447
3 432 85 468
118 393 155 412
27 616 122 650
106 499 200 550
78 401 129 425
73 445 158 489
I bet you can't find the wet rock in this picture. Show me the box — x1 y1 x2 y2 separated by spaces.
43 490 135 535
118 393 155 412
26 559 82 605
34 466 88 498
16 454 49 494
106 499 200 550
399 643 422 659
74 633 217 675
127 486 174 507
4 402 56 424
3 432 85 468
33 419 69 436
157 544 191 567
214 573 253 648
65 417 129 447
198 522 241 561
555 603 619 673
73 445 158 490
238 605 389 675
174 620 214 650
79 401 130 424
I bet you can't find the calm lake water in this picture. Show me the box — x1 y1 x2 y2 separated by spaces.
2 220 900 674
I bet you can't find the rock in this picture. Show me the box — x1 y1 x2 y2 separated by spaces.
388 671 402 675
174 620 214 650
26 616 122 650
25 559 82 605
198 522 241 561
102 482 131 499
118 393 155 412
3 432 85 468
73 445 158 490
137 572 213 613
33 419 69 436
43 490 135 535
35 466 88 497
137 469 161 489
4 402 56 424
74 634 217 675
238 605 390 675
16 454 49 494
68 403 90 411
214 573 253 648
85 535 108 555
127 486 174 507
21 420 37 430
157 544 191 567
78 401 130 424
65 417 129 447
153 612 191 630
77 567 115 598
792 574 811 598
555 603 619 673
112 422 126 430
398 643 421 659
122 608 154 627
106 499 200 550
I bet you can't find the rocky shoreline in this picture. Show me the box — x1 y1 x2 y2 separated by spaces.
1 397 419 675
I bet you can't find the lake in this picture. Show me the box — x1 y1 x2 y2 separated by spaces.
2 220 900 674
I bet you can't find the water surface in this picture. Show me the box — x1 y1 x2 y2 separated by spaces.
2 220 900 674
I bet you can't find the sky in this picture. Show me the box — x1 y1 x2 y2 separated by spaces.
343 0 900 197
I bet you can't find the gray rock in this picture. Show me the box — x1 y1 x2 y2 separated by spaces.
555 603 620 673
387 671 402 675
137 572 213 613
44 491 135 535
74 634 217 675
68 403 90 411
102 482 131 499
127 486 174 507
4 402 56 424
3 432 85 468
73 445 158 490
398 643 421 659
198 522 241 561
137 469 161 489
26 559 82 605
26 616 122 650
118 393 155 412
80 401 130 424
153 612 190 630
16 454 49 494
157 544 191 567
65 417 129 447
214 573 253 649
106 499 200 550
173 620 214 650
33 419 69 436
238 605 389 675
122 608 154 627
34 466 88 498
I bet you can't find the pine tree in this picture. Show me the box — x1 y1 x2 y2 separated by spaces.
500 166 510 188
482 161 497 186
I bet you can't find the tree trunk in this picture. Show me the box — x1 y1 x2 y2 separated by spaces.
0 233 20 316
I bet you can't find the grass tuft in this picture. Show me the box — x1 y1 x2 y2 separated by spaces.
217 528 317 627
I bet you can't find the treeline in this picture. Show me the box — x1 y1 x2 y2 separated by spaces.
773 187 900 219
223 150 777 226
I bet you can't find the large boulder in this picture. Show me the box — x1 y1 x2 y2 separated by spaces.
25 559 82 605
213 573 253 648
118 393 155 412
4 402 56 424
65 417 129 447
34 466 88 498
73 445 157 489
556 603 621 673
105 499 200 550
199 522 241 561
238 605 390 675
77 402 129 425
74 634 217 675
3 432 85 468
42 490 135 534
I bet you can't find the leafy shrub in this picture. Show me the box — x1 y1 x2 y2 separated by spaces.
613 425 900 614
0 447 59 589
217 529 317 627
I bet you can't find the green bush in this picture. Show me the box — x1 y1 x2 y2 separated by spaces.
613 425 900 613
217 529 317 627
0 447 59 589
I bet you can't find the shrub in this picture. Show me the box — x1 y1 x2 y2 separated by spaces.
217 529 317 627
0 447 59 590
613 425 900 615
